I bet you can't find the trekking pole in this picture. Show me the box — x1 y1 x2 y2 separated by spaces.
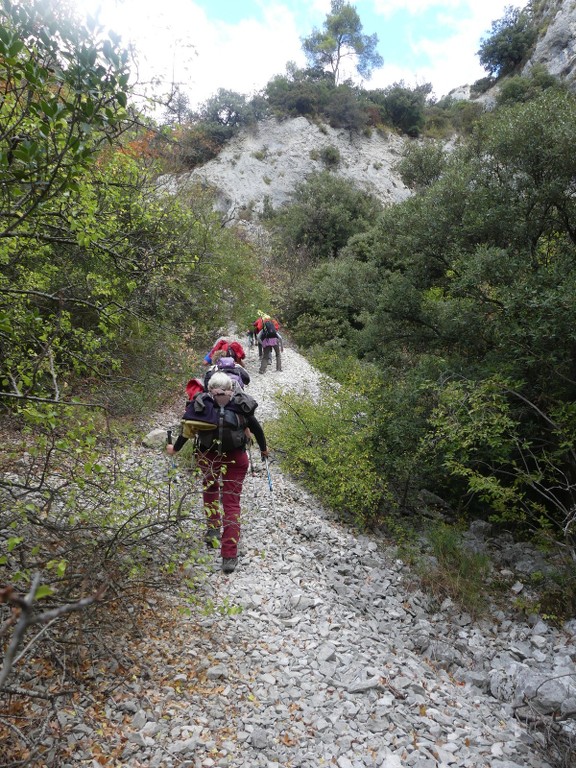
264 456 276 514
264 457 273 492
166 429 174 514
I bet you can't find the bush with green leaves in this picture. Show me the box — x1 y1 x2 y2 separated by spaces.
267 171 382 268
320 144 341 168
324 85 369 131
282 89 576 547
194 88 256 129
423 376 576 550
495 64 565 106
447 99 485 135
165 122 235 170
396 140 447 190
284 255 374 348
0 148 199 403
427 98 485 137
268 379 388 525
0 0 130 403
269 353 446 525
265 66 335 119
366 82 432 137
477 6 538 79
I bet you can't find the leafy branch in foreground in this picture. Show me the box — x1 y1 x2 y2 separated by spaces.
0 403 216 760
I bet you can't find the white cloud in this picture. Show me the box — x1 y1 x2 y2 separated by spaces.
72 0 530 110
373 0 460 17
181 8 305 106
74 0 307 110
367 0 529 97
372 0 525 20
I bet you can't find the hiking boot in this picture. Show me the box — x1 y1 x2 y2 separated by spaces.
204 526 221 549
222 557 238 574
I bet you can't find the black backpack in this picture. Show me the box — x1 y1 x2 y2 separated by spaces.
261 319 278 339
186 391 256 453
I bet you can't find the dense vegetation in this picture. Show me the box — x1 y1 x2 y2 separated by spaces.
0 2 269 753
2 0 576 761
268 87 576 616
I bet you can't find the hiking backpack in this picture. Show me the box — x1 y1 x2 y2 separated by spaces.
183 391 257 452
215 356 247 390
261 319 278 339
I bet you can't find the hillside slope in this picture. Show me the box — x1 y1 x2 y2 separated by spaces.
158 116 411 223
66 339 572 768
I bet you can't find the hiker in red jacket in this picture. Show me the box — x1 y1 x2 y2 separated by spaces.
202 339 246 366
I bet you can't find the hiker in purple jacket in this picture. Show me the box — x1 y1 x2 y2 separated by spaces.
257 316 284 374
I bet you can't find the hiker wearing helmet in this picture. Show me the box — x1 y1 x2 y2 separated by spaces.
167 372 267 574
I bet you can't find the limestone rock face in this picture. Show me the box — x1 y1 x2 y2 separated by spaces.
158 116 411 224
524 0 576 88
156 3 576 227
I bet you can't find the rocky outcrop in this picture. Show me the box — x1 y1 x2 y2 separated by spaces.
157 116 411 223
524 0 576 88
156 0 576 230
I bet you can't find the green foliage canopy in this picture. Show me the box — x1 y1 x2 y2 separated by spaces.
396 140 448 190
477 5 537 79
0 0 130 240
269 171 382 266
274 90 576 543
301 0 383 85
0 0 271 407
366 82 432 137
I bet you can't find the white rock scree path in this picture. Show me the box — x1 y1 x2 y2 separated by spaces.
132 338 575 768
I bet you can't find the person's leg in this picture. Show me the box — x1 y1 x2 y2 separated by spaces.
220 450 249 561
257 342 263 358
274 343 282 371
197 451 222 545
259 345 271 373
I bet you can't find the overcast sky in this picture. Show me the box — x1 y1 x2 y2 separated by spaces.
72 0 529 110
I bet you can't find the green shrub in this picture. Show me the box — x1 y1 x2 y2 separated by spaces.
96 319 190 416
496 66 565 106
268 383 389 525
396 140 447 190
320 145 341 169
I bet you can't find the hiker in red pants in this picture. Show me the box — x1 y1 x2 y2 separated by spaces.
167 372 267 574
